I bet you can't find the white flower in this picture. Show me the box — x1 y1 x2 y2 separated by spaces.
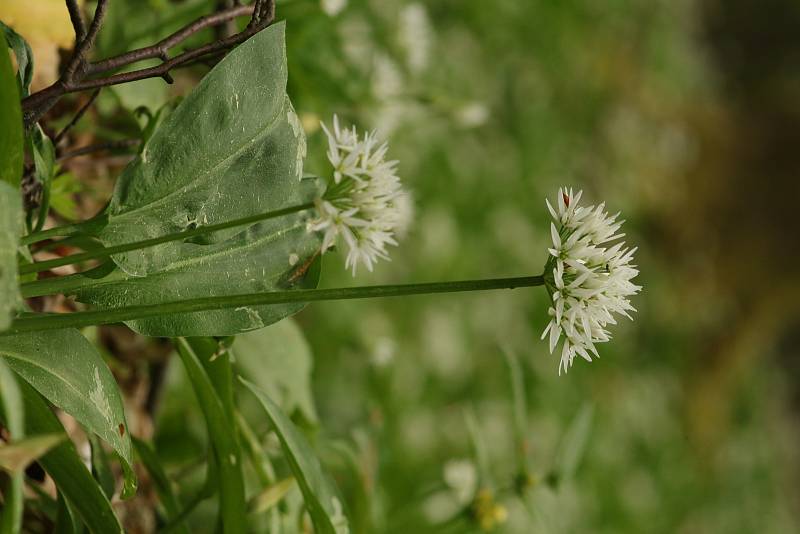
398 3 433 74
307 115 411 275
330 497 350 534
321 0 347 17
541 187 641 374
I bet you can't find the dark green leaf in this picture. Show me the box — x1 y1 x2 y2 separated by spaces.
0 359 23 534
0 329 137 497
176 338 246 534
1 22 33 97
19 382 122 533
240 378 347 534
233 318 318 423
0 182 21 331
0 33 23 188
98 22 309 275
89 434 116 499
75 223 322 337
72 23 322 337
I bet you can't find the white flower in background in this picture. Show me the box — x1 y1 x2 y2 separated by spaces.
307 115 411 275
443 459 478 505
541 187 641 374
330 497 350 534
456 101 490 128
321 0 347 17
399 3 432 74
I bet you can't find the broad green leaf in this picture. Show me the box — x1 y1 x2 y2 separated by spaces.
89 434 116 499
176 338 246 534
234 318 318 423
74 215 323 337
0 35 23 188
241 378 347 534
98 22 310 276
0 329 137 497
133 437 190 534
0 433 63 472
0 359 23 534
1 21 33 96
0 182 21 331
19 382 122 534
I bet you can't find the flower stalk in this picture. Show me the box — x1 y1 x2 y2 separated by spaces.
4 275 543 335
19 202 314 275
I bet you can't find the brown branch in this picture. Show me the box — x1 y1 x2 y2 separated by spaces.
21 0 275 130
65 0 86 43
53 88 101 146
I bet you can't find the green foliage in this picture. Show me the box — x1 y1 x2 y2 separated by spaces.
19 382 122 534
0 183 21 331
0 360 23 534
0 329 136 497
233 318 318 423
0 29 23 189
242 377 346 534
176 338 246 534
0 22 32 97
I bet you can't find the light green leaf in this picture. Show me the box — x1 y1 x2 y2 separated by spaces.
249 477 295 514
241 378 346 534
0 182 21 332
0 34 23 188
233 318 318 423
1 21 33 97
29 124 56 232
19 382 122 534
98 22 309 276
0 433 64 473
0 359 23 534
0 329 137 497
176 338 246 534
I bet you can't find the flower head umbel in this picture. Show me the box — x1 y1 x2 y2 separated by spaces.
307 115 411 275
541 187 641 374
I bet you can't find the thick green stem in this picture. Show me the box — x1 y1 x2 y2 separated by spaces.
5 275 544 335
19 202 314 275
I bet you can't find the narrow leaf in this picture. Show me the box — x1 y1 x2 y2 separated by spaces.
240 378 347 534
0 329 137 497
0 434 64 472
133 437 190 534
1 21 33 96
0 182 22 331
0 36 23 188
176 338 246 534
0 359 23 534
19 382 122 534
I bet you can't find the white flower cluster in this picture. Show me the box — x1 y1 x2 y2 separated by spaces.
307 115 411 275
541 188 641 374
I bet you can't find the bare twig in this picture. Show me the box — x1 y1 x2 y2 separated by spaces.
53 88 102 146
22 0 275 130
65 0 87 43
57 139 140 162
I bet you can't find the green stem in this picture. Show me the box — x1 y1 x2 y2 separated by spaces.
20 221 90 246
5 275 543 335
19 203 314 275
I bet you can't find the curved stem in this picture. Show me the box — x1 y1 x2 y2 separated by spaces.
5 275 544 335
21 221 95 246
19 202 314 275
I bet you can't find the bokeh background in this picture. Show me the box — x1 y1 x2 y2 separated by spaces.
4 0 800 532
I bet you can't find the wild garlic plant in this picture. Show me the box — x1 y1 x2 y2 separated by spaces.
0 1 639 532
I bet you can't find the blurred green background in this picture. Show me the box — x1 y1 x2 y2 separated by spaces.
6 0 800 532
288 0 800 532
